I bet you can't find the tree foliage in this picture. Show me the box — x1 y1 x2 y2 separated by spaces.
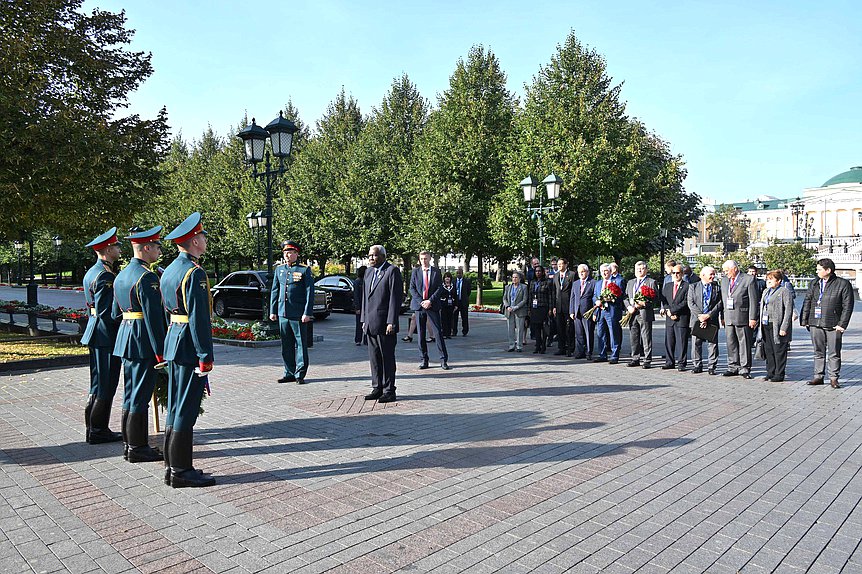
706 204 749 249
493 31 700 265
762 242 816 276
0 0 169 239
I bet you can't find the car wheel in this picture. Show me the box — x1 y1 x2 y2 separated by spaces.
214 297 230 318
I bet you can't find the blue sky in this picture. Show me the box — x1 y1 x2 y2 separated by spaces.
85 0 861 204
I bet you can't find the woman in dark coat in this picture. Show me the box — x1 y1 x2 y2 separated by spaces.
529 266 553 354
760 269 794 382
440 272 458 338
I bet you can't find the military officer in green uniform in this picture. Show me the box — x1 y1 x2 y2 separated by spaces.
269 240 314 384
81 227 123 444
110 226 166 463
160 212 215 488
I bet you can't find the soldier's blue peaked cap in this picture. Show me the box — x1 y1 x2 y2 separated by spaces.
85 227 120 250
126 225 163 244
165 212 208 243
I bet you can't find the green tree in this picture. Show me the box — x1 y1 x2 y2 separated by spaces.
283 89 363 273
0 0 169 238
345 74 429 263
494 31 699 265
410 46 516 304
706 204 749 249
762 242 816 276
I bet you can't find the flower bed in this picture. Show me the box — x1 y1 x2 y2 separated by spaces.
470 304 502 314
211 318 279 342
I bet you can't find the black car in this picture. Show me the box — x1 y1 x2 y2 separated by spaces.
314 275 356 311
315 274 410 313
211 270 331 320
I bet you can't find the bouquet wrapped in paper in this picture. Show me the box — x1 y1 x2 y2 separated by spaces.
583 282 622 320
620 284 657 327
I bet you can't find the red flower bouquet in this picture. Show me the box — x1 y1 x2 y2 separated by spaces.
621 284 657 327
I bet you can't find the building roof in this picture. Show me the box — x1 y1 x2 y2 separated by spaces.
823 166 862 187
728 197 797 212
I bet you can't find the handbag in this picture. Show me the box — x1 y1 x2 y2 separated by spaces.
754 339 765 360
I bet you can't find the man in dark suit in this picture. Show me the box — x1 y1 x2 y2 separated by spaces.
361 245 404 403
551 257 575 356
687 266 722 375
661 264 691 370
569 263 595 360
623 261 658 369
409 250 450 370
453 267 472 336
720 259 760 379
801 258 855 388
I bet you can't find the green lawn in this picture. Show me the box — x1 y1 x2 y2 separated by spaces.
470 284 503 306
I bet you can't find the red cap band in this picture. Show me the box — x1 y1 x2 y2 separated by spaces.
171 222 204 244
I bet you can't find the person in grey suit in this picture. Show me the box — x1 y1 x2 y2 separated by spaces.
800 258 854 388
623 261 658 368
759 270 794 382
503 272 528 352
688 266 722 375
720 259 760 379
361 245 404 403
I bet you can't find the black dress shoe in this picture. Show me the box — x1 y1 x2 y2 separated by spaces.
574 355 586 360
418 362 430 369
722 371 738 377
831 379 841 389
554 351 565 356
741 374 752 380
642 364 651 369
708 368 716 375
441 361 451 370
677 367 687 372
88 429 123 444
762 376 771 381
364 390 383 400
608 359 618 365
127 446 163 463
171 468 216 488
771 378 784 382
402 336 413 342
533 348 540 354
691 367 703 374
296 378 306 385
378 394 397 403
277 375 296 384
507 348 515 352
592 357 608 363
428 337 436 343
661 364 675 370
627 360 640 367
807 378 824 385
566 352 573 357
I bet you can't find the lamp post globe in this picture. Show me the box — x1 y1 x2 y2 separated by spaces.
13 240 23 285
237 118 269 165
521 173 563 265
52 235 62 288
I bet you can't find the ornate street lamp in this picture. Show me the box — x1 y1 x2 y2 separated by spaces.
52 235 63 288
246 211 261 267
790 200 805 241
520 173 563 265
13 240 23 285
237 112 299 328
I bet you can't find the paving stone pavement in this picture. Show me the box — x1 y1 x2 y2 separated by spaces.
2 302 862 573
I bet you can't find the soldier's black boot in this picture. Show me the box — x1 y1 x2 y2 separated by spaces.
120 409 129 460
84 394 96 443
126 412 163 463
163 426 172 485
169 430 215 488
88 398 122 444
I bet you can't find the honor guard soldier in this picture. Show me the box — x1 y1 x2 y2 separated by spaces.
160 213 215 488
270 240 314 384
110 226 166 463
82 227 123 444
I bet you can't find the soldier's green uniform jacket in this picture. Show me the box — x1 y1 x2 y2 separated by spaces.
111 258 166 360
161 252 214 365
81 260 120 348
270 263 314 319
